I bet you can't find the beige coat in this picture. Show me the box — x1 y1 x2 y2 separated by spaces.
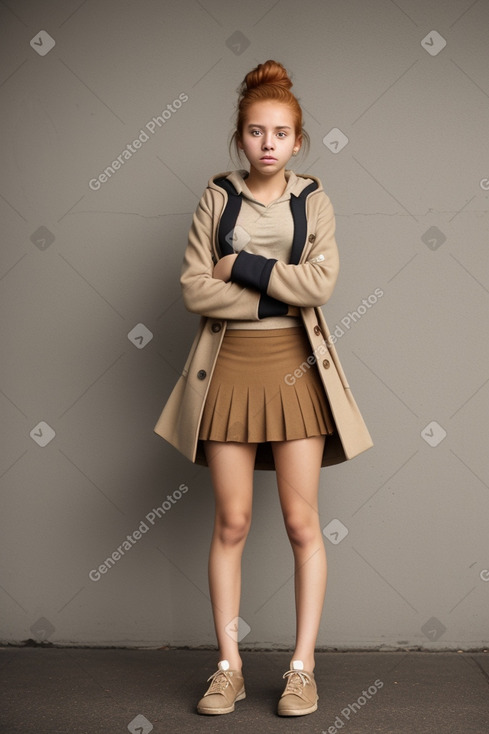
154 171 373 469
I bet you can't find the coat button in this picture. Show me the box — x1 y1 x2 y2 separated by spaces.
308 233 316 243
322 359 330 369
211 322 222 333
197 369 207 380
314 325 322 336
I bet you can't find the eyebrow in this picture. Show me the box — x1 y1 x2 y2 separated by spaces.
246 124 292 130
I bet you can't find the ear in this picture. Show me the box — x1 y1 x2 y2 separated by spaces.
294 133 303 153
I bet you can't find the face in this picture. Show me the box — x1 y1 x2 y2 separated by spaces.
238 101 301 176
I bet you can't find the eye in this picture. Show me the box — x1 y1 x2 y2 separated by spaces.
250 129 262 136
277 131 287 138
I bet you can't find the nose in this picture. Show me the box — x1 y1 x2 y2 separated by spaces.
262 134 275 150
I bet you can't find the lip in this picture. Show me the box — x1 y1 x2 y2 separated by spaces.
260 156 277 162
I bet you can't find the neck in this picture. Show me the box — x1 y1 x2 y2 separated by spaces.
246 167 288 194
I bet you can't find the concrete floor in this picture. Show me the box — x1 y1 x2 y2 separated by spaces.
1 647 489 733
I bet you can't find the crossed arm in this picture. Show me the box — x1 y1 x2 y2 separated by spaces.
180 189 340 320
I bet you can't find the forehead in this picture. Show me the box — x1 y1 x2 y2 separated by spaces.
244 100 295 126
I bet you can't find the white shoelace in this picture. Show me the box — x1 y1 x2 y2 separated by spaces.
282 669 313 695
205 669 231 694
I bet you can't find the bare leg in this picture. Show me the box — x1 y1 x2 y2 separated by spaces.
204 440 257 671
271 436 326 672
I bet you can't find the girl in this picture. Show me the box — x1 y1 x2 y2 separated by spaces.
154 60 372 717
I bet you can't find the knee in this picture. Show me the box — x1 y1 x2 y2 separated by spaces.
283 513 319 548
215 512 251 546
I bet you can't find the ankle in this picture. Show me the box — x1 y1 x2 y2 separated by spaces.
290 656 315 673
218 656 242 672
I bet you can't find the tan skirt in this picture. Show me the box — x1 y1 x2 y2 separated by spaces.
198 327 335 443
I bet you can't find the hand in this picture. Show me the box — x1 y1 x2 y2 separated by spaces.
212 253 238 282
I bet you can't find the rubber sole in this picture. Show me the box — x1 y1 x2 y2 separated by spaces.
277 697 318 716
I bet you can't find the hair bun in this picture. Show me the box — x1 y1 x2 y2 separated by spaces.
243 60 292 92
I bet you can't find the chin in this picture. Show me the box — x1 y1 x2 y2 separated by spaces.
257 161 282 169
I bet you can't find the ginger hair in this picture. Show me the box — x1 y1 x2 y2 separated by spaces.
230 60 310 164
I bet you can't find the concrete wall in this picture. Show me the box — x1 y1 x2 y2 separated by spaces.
1 0 488 649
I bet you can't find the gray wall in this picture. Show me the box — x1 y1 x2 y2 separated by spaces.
1 0 488 650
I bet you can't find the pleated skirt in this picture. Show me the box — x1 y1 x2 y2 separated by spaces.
198 326 335 443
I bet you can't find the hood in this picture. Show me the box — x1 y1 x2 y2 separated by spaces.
208 170 324 199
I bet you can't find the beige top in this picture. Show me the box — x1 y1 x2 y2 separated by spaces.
180 169 339 323
225 169 314 330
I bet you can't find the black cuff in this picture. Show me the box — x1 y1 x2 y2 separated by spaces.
258 293 289 319
231 250 276 293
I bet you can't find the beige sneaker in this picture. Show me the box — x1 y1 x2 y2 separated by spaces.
196 660 246 715
277 660 318 716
